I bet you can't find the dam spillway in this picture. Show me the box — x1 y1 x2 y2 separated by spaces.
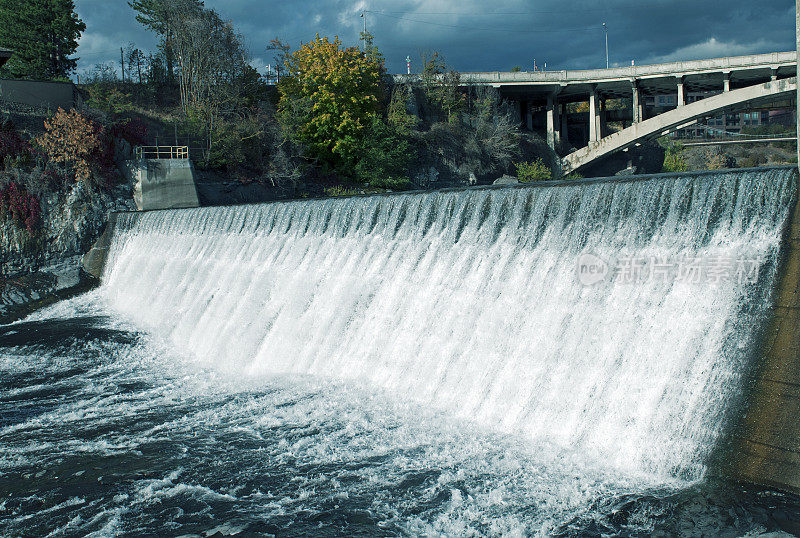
5 166 800 534
98 167 796 484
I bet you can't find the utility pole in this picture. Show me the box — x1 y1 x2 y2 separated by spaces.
603 23 609 69
120 47 125 82
406 55 411 75
360 11 367 51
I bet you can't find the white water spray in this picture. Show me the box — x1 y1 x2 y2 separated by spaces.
100 169 796 483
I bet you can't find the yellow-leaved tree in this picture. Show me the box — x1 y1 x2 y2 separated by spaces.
278 34 382 170
37 108 102 184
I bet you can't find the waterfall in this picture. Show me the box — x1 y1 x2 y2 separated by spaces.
99 168 797 483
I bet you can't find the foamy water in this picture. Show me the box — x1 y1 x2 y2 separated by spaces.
102 168 794 481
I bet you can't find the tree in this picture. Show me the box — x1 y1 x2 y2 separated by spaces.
662 141 689 173
37 108 103 184
128 0 203 84
353 115 413 188
131 0 248 115
266 38 291 83
420 51 463 123
516 159 552 182
125 43 145 84
0 0 85 79
278 34 382 170
360 30 385 75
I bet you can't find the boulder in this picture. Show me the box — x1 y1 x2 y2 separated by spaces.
493 175 519 185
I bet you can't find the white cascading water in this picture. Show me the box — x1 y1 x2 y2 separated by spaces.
100 168 796 484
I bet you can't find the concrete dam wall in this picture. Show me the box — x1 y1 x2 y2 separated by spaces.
731 171 800 493
120 158 200 212
83 167 800 493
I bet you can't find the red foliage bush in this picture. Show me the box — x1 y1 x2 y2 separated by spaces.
0 182 41 233
0 124 33 164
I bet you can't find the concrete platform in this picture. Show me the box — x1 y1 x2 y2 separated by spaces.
122 158 200 212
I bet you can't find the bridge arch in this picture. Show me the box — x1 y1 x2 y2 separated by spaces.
561 77 797 174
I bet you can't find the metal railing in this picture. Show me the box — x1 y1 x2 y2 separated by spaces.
134 146 189 160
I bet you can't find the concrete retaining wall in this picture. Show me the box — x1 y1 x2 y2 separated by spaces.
121 159 200 212
81 213 119 279
0 79 82 110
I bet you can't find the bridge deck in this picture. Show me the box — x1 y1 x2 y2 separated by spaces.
395 51 797 101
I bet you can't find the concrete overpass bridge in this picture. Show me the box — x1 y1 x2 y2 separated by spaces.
394 51 798 174
564 77 796 173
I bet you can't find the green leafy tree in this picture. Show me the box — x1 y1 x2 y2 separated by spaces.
278 34 382 171
420 51 463 123
662 141 689 172
354 115 413 189
516 159 552 182
0 0 85 79
387 86 419 133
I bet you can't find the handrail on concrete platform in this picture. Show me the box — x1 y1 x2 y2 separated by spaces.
134 146 189 160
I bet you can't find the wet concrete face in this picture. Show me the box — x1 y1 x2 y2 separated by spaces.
734 188 800 493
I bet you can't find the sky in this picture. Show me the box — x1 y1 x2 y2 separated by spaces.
74 0 797 78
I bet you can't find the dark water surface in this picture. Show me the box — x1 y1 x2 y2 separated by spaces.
1 297 800 537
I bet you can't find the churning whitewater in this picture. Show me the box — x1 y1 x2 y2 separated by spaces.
103 168 795 479
2 168 799 535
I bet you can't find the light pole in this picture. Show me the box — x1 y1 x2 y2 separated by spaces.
360 11 367 51
603 23 609 69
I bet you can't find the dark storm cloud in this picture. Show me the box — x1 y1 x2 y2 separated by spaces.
74 0 796 77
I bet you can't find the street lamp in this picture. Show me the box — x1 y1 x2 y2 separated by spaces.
603 23 609 69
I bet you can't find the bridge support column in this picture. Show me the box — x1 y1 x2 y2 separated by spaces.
772 68 779 82
600 98 608 138
589 87 600 143
521 100 533 130
723 71 731 92
547 91 562 149
554 98 561 147
632 81 643 123
677 77 685 107
560 103 570 146
546 94 557 148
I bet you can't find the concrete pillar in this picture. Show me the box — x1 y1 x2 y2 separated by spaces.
546 94 556 148
632 81 643 123
553 97 561 147
723 71 731 92
599 98 607 138
589 87 599 142
523 100 533 131
677 77 685 107
772 68 779 82
560 103 570 146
